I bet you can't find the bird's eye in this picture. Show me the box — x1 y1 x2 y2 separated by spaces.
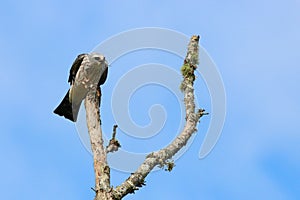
94 57 100 61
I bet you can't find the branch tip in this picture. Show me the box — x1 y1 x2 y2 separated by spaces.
197 109 209 118
106 124 121 153
112 124 118 139
91 187 97 193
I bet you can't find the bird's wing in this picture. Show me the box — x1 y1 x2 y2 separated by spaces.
98 65 108 86
68 53 88 85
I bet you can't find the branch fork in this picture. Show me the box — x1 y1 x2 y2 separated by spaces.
85 35 207 200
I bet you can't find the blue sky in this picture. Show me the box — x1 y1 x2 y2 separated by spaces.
1 0 300 199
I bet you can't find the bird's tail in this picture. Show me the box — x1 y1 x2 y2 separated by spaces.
53 90 80 122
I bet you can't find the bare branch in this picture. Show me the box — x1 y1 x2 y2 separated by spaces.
106 125 121 153
112 35 207 199
85 89 112 200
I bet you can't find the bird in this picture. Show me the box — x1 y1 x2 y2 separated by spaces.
54 53 108 122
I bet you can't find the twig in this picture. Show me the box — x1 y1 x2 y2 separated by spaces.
106 125 121 153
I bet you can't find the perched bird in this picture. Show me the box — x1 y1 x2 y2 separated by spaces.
54 53 108 122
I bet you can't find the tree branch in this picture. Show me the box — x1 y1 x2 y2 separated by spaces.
85 89 112 200
112 35 208 199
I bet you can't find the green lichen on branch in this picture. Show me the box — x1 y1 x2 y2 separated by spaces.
180 64 195 91
180 35 200 91
112 34 205 200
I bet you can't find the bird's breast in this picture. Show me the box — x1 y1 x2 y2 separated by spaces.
70 60 107 105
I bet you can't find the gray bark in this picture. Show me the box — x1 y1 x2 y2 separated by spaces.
84 35 207 200
85 90 113 200
112 35 207 199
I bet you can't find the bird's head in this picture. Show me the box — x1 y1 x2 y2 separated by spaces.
90 52 106 64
